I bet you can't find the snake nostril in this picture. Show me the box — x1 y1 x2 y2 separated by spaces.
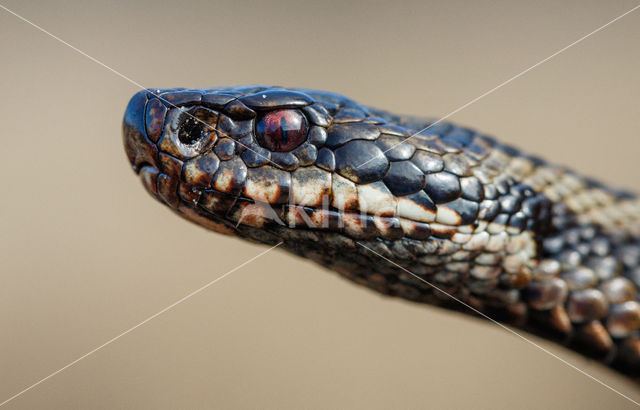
178 115 210 145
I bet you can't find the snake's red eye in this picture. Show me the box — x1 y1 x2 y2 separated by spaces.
255 109 308 152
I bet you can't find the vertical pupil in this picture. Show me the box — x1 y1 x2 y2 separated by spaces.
279 116 289 148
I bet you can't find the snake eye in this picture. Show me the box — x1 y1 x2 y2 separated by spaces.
256 109 308 152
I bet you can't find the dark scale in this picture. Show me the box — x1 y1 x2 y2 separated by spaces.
383 161 425 196
424 172 461 203
334 140 389 184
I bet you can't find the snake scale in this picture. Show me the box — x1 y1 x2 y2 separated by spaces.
123 86 640 377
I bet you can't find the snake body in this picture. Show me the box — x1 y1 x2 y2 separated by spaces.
123 86 640 376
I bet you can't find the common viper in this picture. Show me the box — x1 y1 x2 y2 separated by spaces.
123 86 640 377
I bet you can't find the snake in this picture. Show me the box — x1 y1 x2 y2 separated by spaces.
122 86 640 377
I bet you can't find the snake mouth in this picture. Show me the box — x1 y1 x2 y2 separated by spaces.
134 163 241 236
136 163 162 197
132 162 325 238
133 161 446 242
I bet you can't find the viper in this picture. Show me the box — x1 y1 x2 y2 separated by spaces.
122 86 640 376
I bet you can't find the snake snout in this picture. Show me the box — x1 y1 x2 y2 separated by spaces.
122 90 160 174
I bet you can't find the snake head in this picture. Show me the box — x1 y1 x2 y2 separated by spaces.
123 86 437 241
123 86 360 237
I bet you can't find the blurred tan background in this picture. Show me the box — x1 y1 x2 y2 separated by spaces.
1 1 639 408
